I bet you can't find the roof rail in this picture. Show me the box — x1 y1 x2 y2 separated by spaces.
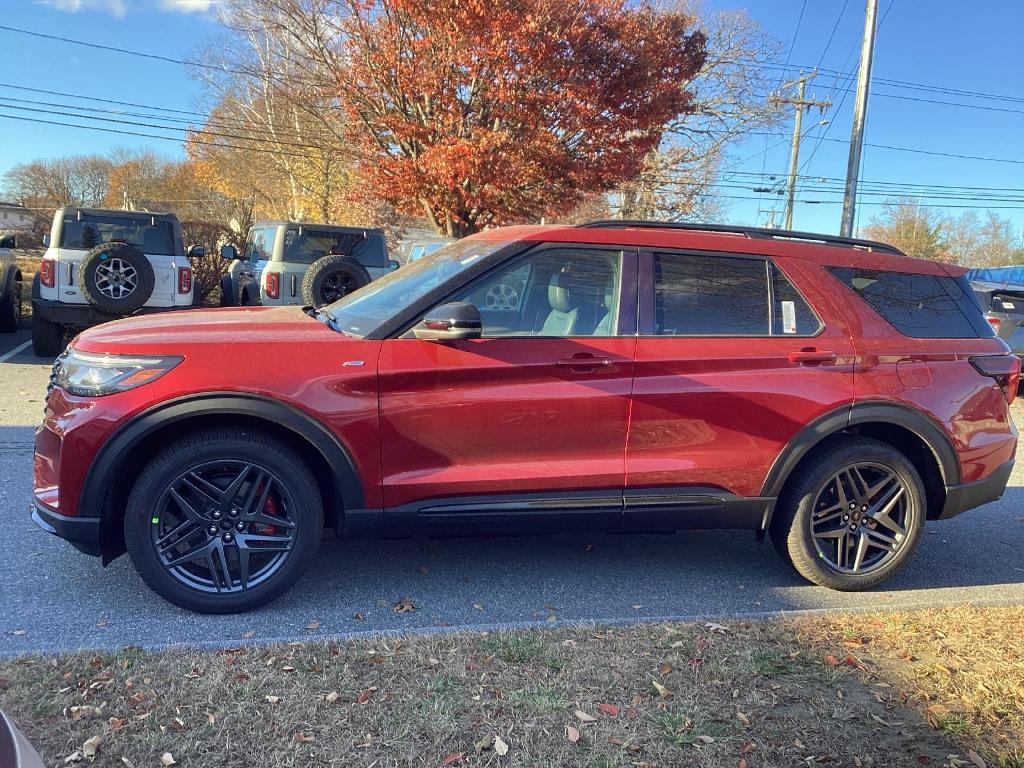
577 219 906 256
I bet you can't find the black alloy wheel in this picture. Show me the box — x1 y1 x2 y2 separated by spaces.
151 460 297 594
125 430 323 613
770 436 925 591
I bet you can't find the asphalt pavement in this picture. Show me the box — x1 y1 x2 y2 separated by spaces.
1 328 1022 656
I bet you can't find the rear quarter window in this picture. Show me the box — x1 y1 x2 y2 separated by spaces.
830 267 989 339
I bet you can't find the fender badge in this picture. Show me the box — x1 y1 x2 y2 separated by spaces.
342 360 365 367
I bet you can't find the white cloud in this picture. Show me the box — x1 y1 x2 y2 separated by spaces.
35 0 128 15
159 0 222 12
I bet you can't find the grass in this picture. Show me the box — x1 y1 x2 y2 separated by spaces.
0 611 1019 767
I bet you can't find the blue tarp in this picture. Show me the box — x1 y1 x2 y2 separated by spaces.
966 266 1024 287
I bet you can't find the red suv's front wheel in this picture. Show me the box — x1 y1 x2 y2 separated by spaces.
124 429 323 613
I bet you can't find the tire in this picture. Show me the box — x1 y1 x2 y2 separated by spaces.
191 279 205 307
219 274 235 307
125 429 324 614
31 314 65 357
0 275 20 332
301 255 371 306
78 242 155 315
769 436 926 591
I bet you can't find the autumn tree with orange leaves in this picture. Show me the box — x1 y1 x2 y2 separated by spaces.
331 0 706 236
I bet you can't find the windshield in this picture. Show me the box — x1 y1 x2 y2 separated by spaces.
60 214 176 256
324 237 512 337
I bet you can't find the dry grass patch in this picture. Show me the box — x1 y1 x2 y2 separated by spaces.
794 606 1024 767
0 620 966 767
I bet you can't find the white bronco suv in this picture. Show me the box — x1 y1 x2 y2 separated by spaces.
31 207 204 356
219 221 397 308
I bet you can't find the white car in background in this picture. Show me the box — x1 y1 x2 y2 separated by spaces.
220 221 397 307
31 207 203 356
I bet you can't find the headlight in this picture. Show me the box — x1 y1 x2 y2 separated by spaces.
56 349 182 396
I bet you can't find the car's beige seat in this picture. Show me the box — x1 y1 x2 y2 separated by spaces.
540 266 603 336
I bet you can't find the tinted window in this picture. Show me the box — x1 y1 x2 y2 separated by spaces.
772 264 821 335
60 214 175 256
830 267 980 338
453 248 621 337
283 228 386 267
654 253 769 335
244 226 277 261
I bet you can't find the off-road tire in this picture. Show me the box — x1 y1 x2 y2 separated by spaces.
125 429 324 614
219 274 235 307
78 242 155 315
191 279 205 307
769 436 926 591
0 275 20 332
301 255 371 306
31 314 65 357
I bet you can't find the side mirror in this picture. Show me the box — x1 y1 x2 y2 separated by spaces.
187 244 206 259
42 234 50 247
0 234 14 249
413 301 482 341
220 244 238 261
388 259 400 271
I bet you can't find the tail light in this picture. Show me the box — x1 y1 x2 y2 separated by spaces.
970 354 1021 405
265 271 280 300
40 259 55 288
987 317 1001 332
177 266 193 295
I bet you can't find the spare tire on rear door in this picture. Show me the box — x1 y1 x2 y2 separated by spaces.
78 242 155 316
301 255 371 306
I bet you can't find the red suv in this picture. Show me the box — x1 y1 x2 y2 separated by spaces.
33 221 1018 613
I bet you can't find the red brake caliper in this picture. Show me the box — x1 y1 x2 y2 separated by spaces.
256 486 279 535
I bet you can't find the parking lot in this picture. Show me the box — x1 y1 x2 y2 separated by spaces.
2 329 1023 656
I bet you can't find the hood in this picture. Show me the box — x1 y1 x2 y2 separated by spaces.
72 306 342 353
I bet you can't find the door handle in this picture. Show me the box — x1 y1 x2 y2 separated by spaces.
788 349 837 365
556 354 613 370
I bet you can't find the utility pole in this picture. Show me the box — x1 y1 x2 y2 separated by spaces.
840 0 879 237
772 73 831 231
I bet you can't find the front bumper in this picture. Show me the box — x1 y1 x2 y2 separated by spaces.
937 459 1014 520
31 499 101 556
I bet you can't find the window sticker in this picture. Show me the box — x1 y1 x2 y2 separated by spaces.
781 300 797 334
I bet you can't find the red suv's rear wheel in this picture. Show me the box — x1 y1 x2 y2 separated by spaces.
771 437 926 590
124 429 323 613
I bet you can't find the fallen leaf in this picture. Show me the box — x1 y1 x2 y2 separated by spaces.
739 759 748 768
696 734 715 744
659 662 673 675
293 731 314 743
354 613 365 621
82 735 103 759
159 753 176 767
0 678 8 690
64 751 83 764
704 622 729 633
325 691 340 703
305 621 321 630
566 725 580 743
736 710 751 726
474 734 494 754
824 654 841 666
12 629 26 636
583 543 594 552
651 680 673 699
280 665 296 673
109 717 127 732
575 709 596 723
473 603 484 611
356 688 375 704
265 695 281 704
442 753 464 766
597 703 619 717
967 751 987 768
243 631 256 639
493 736 509 756
395 599 416 613
740 741 756 754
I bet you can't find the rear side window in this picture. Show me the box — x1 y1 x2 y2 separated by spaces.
830 267 984 338
654 253 768 335
652 253 820 336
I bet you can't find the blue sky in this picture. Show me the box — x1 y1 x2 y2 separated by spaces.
0 0 1021 235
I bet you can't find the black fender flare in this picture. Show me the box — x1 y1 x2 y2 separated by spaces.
759 400 960 502
81 392 366 553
